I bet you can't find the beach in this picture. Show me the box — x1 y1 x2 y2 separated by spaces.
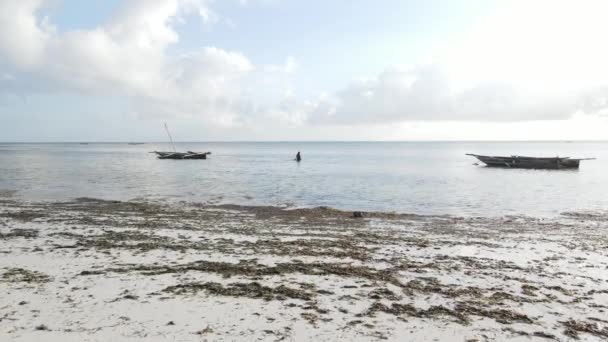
3 0 608 340
1 194 608 341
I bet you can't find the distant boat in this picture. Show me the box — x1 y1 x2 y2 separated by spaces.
466 154 595 170
128 142 144 145
151 123 210 160
152 151 210 159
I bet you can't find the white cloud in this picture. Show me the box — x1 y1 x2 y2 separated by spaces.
131 46 254 125
0 0 52 69
0 0 267 125
307 0 608 124
1 0 608 134
308 64 603 124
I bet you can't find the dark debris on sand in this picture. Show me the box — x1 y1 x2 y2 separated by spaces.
562 319 608 339
0 228 39 239
163 281 315 301
1 267 50 283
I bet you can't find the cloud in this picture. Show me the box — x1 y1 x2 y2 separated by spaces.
306 0 608 124
131 46 254 125
0 0 267 125
1 0 608 133
0 0 52 69
307 64 606 124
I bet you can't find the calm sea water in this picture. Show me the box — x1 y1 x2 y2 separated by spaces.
0 142 606 216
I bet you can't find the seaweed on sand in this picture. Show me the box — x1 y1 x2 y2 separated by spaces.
249 238 371 261
562 319 608 339
65 230 184 252
365 302 470 325
401 277 483 298
364 302 533 326
455 304 534 324
163 281 314 301
501 328 557 340
522 284 539 296
0 211 46 222
1 267 50 283
80 259 400 285
368 287 402 301
0 228 39 239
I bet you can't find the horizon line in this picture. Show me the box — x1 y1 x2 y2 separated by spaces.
2 139 608 144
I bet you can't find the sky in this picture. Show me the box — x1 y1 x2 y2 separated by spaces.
1 0 608 142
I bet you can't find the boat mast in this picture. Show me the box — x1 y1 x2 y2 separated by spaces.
164 122 177 152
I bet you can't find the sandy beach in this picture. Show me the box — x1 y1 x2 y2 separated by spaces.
1 195 608 341
3 0 608 340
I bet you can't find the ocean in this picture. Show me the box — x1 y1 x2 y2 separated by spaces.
0 141 605 216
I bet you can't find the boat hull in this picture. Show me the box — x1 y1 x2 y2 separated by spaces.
467 154 580 169
153 151 209 160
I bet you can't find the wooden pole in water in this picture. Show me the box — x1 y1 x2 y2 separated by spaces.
164 122 177 153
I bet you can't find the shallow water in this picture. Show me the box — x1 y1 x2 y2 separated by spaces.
0 141 606 216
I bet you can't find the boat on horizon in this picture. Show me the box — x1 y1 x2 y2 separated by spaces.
151 123 210 160
466 154 595 170
152 151 210 159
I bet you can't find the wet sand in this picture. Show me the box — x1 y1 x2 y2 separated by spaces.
1 196 608 341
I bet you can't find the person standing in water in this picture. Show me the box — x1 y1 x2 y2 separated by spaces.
295 151 301 162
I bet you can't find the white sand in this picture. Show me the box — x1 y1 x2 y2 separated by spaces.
1 199 608 341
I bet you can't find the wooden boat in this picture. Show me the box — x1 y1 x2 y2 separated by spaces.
152 123 211 160
466 154 594 170
152 151 210 160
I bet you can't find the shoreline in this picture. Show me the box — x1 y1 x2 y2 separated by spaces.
1 197 608 341
2 191 602 219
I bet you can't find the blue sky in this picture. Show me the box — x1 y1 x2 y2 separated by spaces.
1 0 608 141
